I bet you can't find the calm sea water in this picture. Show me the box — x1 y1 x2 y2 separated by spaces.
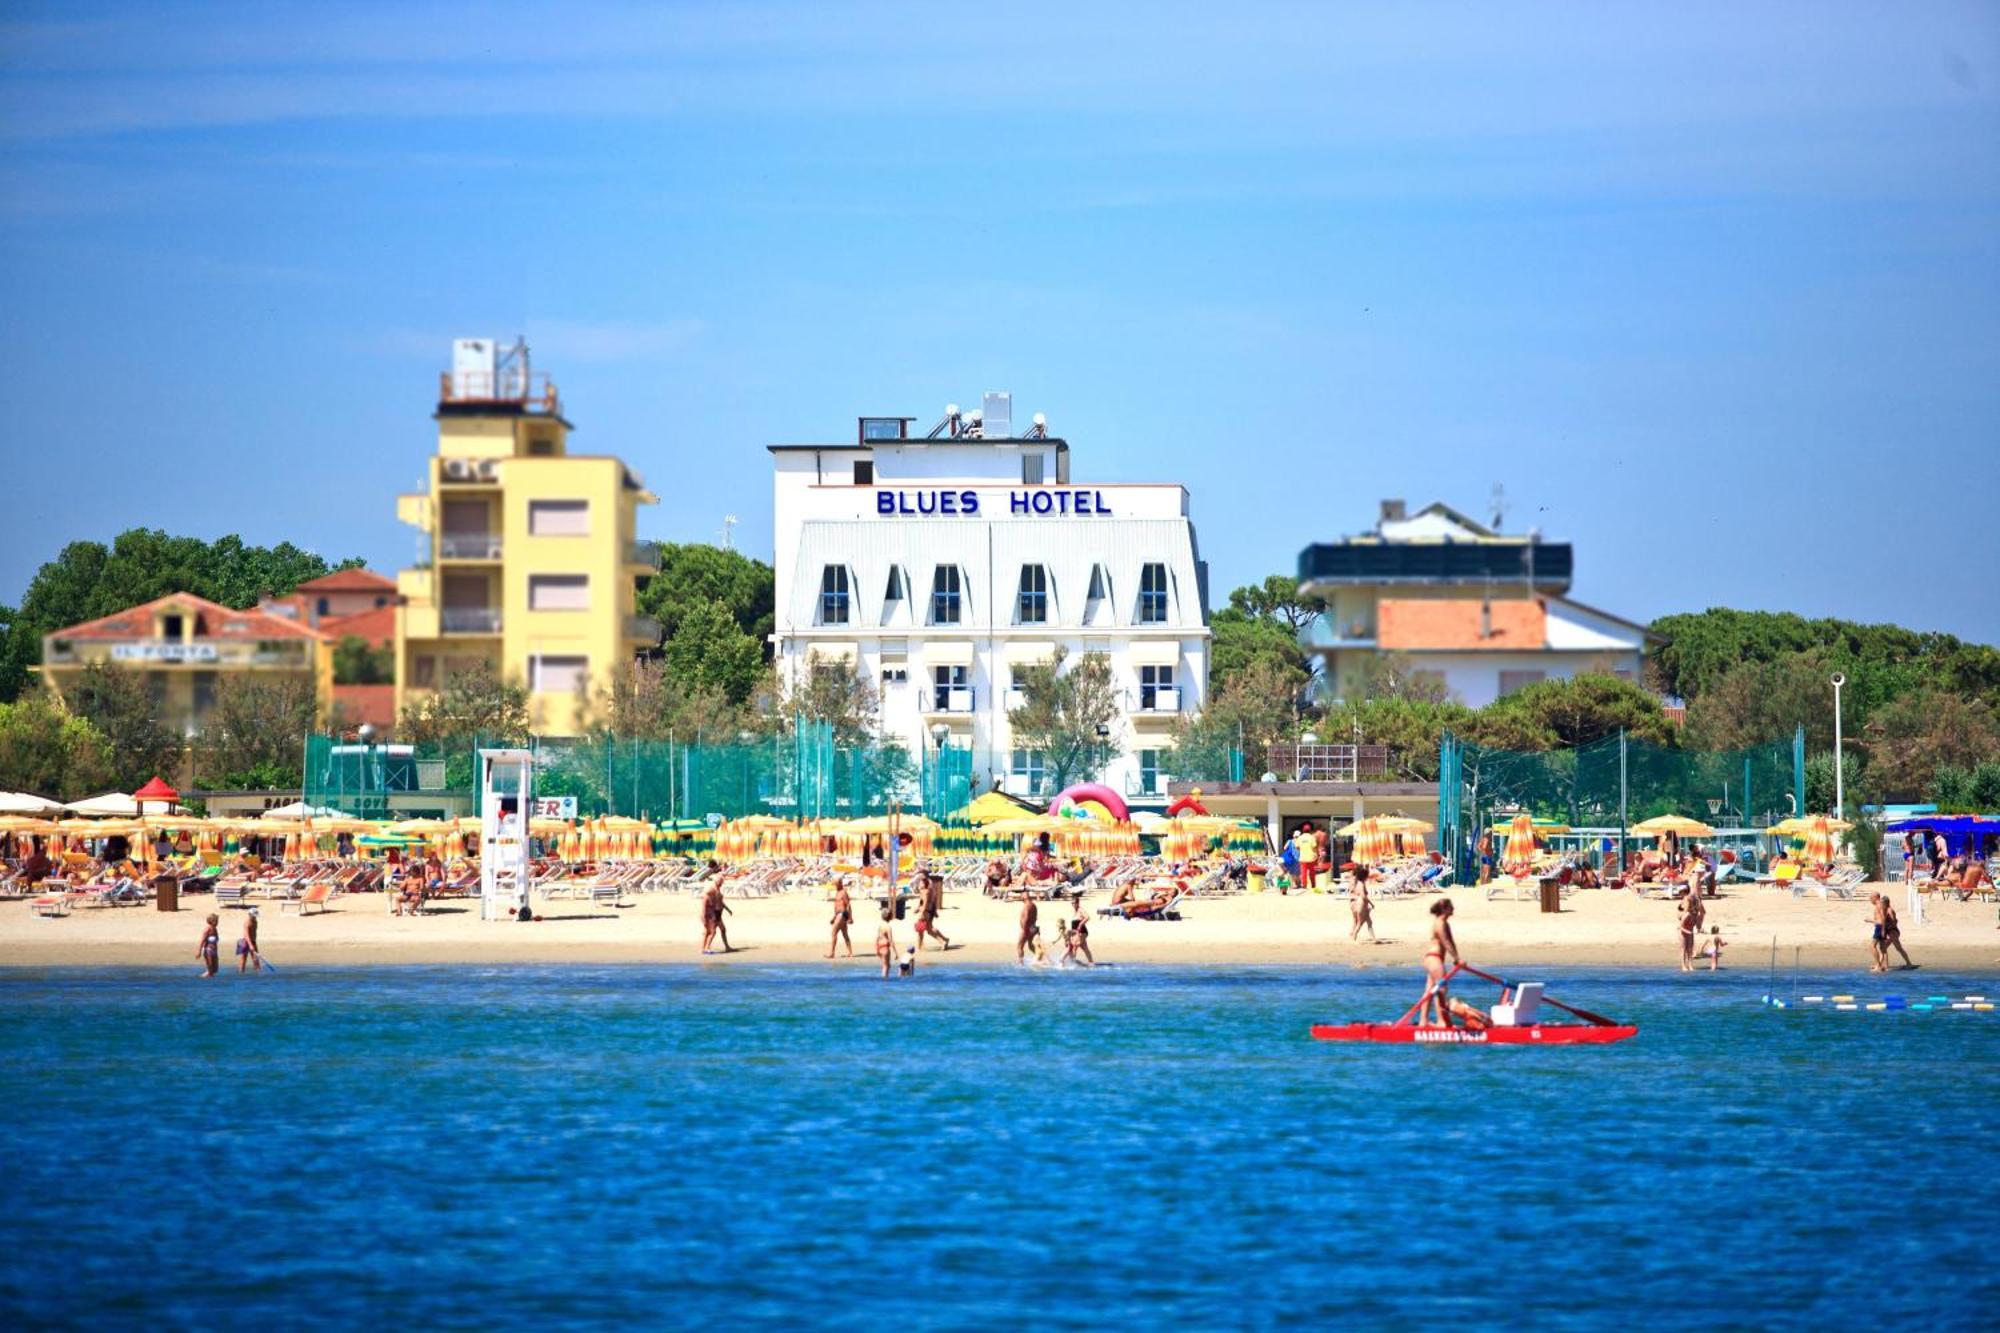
1 963 1994 1330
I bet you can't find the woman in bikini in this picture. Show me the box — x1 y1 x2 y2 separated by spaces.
1350 864 1376 943
875 905 896 978
827 878 854 958
1421 898 1459 1025
197 913 220 979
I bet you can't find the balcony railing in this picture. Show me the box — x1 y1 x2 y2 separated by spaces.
441 608 503 634
923 687 976 715
1266 743 1392 783
1129 687 1183 714
626 615 663 644
628 540 663 570
439 533 503 560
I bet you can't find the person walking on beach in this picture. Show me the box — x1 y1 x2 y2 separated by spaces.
1349 864 1376 943
1017 892 1040 963
827 878 855 958
197 913 220 979
1064 900 1094 966
1420 899 1458 1025
1881 896 1915 970
1867 893 1891 972
701 881 733 954
236 908 262 975
1900 832 1917 884
914 872 951 952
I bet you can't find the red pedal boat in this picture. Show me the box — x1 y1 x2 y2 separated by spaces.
1311 964 1637 1046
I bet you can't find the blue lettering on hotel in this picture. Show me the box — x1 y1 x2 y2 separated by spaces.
875 489 1109 516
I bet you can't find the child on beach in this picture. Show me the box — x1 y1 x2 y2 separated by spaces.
197 914 220 978
236 908 261 974
1696 925 1726 971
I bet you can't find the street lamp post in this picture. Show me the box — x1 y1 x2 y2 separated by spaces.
929 723 950 813
1830 673 1846 819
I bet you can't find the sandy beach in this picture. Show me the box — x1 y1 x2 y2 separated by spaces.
4 881 1996 972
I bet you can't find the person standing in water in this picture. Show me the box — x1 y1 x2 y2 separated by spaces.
236 908 262 974
1016 891 1040 964
876 904 897 978
197 913 220 979
827 877 854 958
1349 864 1376 943
1420 899 1459 1025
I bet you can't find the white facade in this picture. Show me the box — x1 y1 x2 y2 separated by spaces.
1397 599 1648 708
770 419 1210 804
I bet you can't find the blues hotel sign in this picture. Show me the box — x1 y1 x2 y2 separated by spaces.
875 489 1114 516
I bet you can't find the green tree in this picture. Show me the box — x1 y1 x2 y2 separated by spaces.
639 543 776 652
1353 651 1455 704
1483 674 1676 749
1863 690 2000 799
398 660 530 748
1649 607 2000 712
1007 648 1121 790
1171 654 1310 779
0 691 115 800
1683 648 1849 753
1208 573 1322 699
781 658 882 747
2 530 362 702
1318 696 1480 781
64 661 183 789
0 605 32 703
663 598 765 703
196 673 320 788
1225 574 1326 636
332 635 394 686
588 658 745 742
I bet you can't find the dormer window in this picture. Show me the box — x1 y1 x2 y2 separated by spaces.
1083 565 1111 627
930 566 963 625
1137 563 1169 624
818 565 852 625
162 614 184 640
1017 565 1049 624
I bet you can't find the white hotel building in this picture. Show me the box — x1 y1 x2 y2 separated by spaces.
770 398 1210 805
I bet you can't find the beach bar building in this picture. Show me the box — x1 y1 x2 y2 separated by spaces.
393 338 661 736
769 398 1210 806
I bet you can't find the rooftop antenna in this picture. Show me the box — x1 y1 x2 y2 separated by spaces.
720 514 738 550
1489 483 1509 532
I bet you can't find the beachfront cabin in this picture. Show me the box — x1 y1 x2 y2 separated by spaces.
37 592 335 756
1297 499 1655 708
392 338 661 737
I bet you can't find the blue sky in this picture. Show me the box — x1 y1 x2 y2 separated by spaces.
2 1 1995 639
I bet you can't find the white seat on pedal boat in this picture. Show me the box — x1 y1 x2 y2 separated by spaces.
1492 982 1544 1027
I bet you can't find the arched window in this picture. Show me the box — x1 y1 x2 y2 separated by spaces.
1137 563 1169 624
1017 565 1049 624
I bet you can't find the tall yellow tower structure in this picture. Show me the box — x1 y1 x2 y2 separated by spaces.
394 338 659 736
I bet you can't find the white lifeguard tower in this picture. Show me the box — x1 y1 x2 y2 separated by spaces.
479 748 533 921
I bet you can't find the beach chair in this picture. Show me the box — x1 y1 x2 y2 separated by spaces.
1491 983 1544 1027
281 881 335 916
214 883 251 910
30 891 73 918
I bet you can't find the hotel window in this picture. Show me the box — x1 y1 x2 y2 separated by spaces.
531 655 589 695
1016 564 1049 624
930 566 963 625
528 500 590 536
932 664 968 711
1084 564 1111 626
818 565 852 625
528 574 590 611
1139 749 1161 795
1022 453 1044 484
1139 664 1176 710
1498 669 1547 697
881 567 906 625
1138 563 1169 624
1011 748 1047 794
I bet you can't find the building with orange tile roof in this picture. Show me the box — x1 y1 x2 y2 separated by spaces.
37 592 334 739
259 567 399 631
1298 499 1654 707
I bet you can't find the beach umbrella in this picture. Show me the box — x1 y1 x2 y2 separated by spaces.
1766 815 1851 838
1803 815 1838 868
1629 815 1716 839
64 792 141 818
0 791 63 817
1503 813 1538 873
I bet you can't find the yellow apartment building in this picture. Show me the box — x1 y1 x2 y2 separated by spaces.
38 593 334 740
394 338 660 735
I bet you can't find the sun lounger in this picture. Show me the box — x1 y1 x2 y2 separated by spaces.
214 884 251 909
588 880 628 910
1097 887 1184 921
280 881 335 916
30 892 72 918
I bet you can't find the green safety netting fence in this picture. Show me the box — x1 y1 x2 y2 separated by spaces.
305 719 973 824
1437 727 1807 883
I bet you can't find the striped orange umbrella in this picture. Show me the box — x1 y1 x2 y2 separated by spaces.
1503 813 1537 874
1803 815 1837 869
